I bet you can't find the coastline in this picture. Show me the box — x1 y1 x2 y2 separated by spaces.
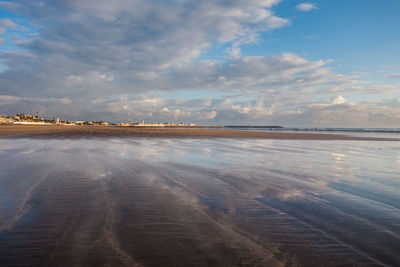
0 124 399 141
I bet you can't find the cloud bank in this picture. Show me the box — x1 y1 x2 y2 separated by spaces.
0 0 399 127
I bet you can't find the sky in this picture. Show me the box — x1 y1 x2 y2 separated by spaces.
0 0 400 127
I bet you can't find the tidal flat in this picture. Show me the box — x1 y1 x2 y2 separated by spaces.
0 137 399 266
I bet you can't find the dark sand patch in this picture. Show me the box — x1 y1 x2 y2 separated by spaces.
0 125 399 141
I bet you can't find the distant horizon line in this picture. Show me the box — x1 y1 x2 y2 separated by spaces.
1 113 400 130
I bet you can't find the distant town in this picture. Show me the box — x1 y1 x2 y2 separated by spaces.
0 113 200 127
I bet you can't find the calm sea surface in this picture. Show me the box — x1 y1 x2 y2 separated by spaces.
0 137 399 266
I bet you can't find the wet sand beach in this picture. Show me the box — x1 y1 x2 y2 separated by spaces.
0 124 399 141
0 130 399 266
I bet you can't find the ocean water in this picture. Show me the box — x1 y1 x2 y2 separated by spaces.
226 126 400 133
0 137 399 266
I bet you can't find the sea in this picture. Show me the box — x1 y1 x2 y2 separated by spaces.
227 126 400 133
0 131 399 266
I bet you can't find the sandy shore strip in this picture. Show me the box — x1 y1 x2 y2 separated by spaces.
0 125 399 141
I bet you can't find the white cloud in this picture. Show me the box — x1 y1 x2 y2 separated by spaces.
3 0 287 71
0 1 21 11
331 95 352 105
0 95 71 105
296 3 317 12
103 95 218 122
0 18 17 34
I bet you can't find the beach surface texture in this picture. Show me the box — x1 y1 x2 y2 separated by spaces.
0 125 398 141
1 125 400 266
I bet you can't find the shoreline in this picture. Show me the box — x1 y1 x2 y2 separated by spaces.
0 124 399 141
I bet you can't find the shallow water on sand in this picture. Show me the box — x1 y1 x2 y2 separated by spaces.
0 137 399 266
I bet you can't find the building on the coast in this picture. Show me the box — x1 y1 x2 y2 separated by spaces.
10 114 46 122
13 121 51 125
3 113 51 125
3 113 197 127
133 119 196 127
116 122 133 126
0 116 14 124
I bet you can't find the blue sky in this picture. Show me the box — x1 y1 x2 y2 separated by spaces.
274 1 400 63
0 0 400 126
204 1 400 75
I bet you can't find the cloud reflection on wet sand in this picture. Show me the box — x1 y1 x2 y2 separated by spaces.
0 138 399 266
